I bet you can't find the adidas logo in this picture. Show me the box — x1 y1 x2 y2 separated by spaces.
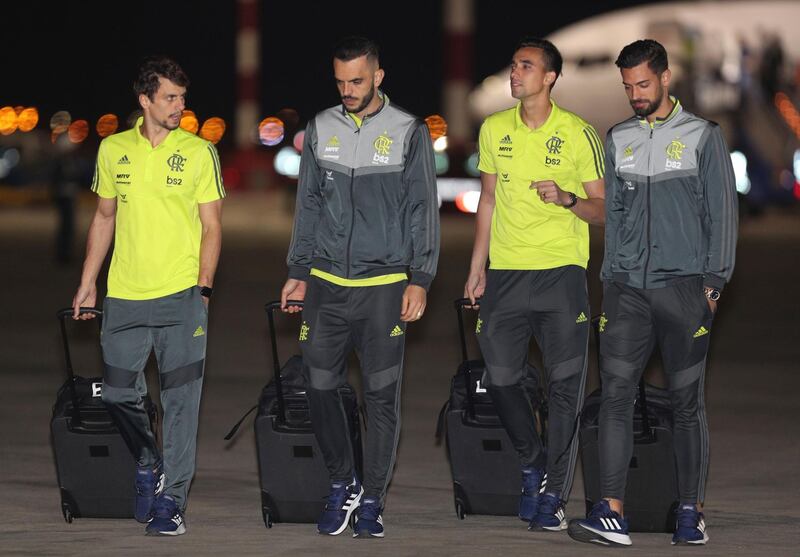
599 517 623 531
193 326 205 337
693 326 709 338
299 322 309 341
575 312 588 323
475 317 483 334
500 135 512 144
117 155 130 164
390 325 404 337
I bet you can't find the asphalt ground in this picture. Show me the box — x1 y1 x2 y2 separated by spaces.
1 191 798 556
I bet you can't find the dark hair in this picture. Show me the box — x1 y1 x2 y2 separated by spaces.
615 39 669 74
515 37 563 88
333 36 380 64
133 56 190 100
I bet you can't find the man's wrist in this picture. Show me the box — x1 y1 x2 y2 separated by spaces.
563 191 578 208
703 286 720 302
199 285 214 298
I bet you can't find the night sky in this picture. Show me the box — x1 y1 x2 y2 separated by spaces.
3 0 665 146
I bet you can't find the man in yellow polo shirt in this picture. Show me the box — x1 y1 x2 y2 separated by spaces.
464 37 605 532
71 56 224 536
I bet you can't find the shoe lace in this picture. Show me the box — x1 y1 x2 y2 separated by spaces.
537 494 560 516
676 507 700 529
359 499 381 521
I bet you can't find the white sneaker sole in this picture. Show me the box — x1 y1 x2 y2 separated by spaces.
570 523 632 546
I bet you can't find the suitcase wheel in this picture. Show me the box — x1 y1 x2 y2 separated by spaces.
455 500 466 520
262 508 273 529
62 505 73 524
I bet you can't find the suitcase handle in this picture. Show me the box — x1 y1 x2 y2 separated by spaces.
590 315 652 438
453 298 481 419
56 307 103 428
264 300 304 425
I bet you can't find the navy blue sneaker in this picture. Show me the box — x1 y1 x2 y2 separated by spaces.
519 467 545 522
134 461 164 523
353 497 384 539
145 495 185 536
567 500 631 546
317 477 363 536
672 504 708 545
529 492 567 531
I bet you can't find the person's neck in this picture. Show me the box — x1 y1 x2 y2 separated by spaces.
519 92 552 130
140 116 170 148
646 94 674 123
353 92 384 121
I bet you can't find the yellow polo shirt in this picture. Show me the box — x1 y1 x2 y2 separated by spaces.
92 117 225 300
478 100 603 270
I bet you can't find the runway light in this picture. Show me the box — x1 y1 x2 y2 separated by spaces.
68 120 89 143
464 152 480 177
730 151 750 195
455 190 481 214
293 130 305 152
199 117 226 144
433 136 448 152
180 110 199 134
96 114 119 137
434 152 449 175
793 149 800 183
0 106 18 135
425 114 448 141
274 146 301 177
17 107 38 132
259 117 285 146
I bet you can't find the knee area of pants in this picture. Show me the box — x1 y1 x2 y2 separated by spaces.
100 386 137 405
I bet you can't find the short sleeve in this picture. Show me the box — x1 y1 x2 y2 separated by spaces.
195 143 226 203
476 120 496 175
576 124 605 182
91 141 116 199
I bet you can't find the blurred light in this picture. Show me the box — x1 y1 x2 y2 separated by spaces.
274 146 301 177
222 166 241 190
259 117 285 146
437 177 480 202
0 106 18 135
795 181 800 201
3 148 20 168
293 130 305 152
794 149 800 183
0 160 9 179
433 136 448 152
180 110 199 134
455 190 481 213
425 114 448 141
17 107 38 132
68 120 90 143
775 92 800 139
276 108 299 131
464 152 480 177
50 110 72 131
96 114 119 137
13 106 24 115
730 151 751 195
434 152 449 175
199 117 226 144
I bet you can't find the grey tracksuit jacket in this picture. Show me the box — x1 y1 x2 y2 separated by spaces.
287 96 440 289
602 100 738 291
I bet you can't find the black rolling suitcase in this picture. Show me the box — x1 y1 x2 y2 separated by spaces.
436 298 546 519
225 301 363 528
51 307 156 523
578 316 679 532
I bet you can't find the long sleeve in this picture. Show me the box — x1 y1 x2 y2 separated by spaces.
601 131 622 281
699 124 738 290
404 122 440 290
286 120 323 280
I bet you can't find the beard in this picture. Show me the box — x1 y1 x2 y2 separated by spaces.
630 83 665 117
342 83 375 114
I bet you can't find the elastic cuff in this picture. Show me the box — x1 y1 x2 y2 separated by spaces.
703 273 726 291
409 271 433 291
288 265 310 281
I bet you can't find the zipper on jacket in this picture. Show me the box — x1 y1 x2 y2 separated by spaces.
643 125 654 289
345 124 361 279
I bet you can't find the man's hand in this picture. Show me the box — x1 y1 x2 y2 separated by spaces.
707 299 717 314
72 283 98 320
280 279 307 313
400 285 427 322
464 269 486 307
530 180 570 206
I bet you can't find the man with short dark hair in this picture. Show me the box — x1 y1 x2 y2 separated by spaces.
464 37 605 532
281 36 439 538
71 55 224 536
568 39 737 547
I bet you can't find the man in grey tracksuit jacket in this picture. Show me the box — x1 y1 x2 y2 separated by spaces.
280 37 439 537
569 39 737 547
